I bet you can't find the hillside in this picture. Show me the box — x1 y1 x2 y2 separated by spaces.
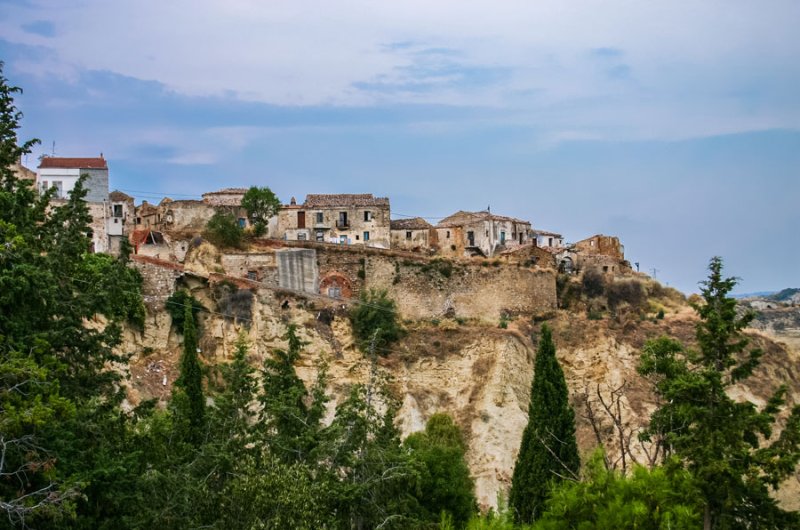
119 243 800 511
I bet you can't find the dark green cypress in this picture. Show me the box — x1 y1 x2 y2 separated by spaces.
176 304 205 442
509 324 580 524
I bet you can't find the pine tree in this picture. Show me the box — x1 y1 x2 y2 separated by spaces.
175 304 205 442
259 324 327 464
639 257 800 529
510 324 580 524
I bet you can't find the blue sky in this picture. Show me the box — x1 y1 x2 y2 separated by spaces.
1 0 798 294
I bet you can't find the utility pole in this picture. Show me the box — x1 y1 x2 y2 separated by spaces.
650 267 659 280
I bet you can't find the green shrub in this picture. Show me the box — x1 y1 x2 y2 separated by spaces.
656 309 665 320
203 211 244 248
166 289 206 332
350 289 402 355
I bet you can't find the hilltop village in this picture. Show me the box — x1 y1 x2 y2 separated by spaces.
16 155 631 301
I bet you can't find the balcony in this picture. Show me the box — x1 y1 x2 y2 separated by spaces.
336 219 350 229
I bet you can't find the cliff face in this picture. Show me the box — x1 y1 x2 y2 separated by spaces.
120 254 800 511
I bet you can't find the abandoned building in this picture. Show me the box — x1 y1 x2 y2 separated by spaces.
390 217 433 252
277 194 391 248
107 190 135 254
532 229 564 249
435 210 533 258
202 187 248 207
11 156 37 189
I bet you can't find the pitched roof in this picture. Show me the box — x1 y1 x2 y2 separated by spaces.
437 210 530 227
109 190 133 202
202 187 248 196
38 157 107 169
532 229 562 238
390 217 432 230
304 194 389 208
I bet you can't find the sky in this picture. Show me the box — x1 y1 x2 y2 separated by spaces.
1 0 798 294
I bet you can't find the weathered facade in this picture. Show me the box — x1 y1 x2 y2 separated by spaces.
11 157 37 189
436 210 533 258
390 217 433 252
202 187 248 207
37 156 109 203
574 234 625 260
532 229 564 249
107 190 135 254
277 194 391 249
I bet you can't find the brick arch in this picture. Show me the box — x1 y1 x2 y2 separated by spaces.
319 272 353 299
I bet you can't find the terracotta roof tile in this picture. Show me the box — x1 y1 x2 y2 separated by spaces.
304 194 389 208
202 188 248 195
38 157 107 169
109 190 133 202
390 217 432 230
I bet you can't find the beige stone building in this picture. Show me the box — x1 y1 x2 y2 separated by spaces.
390 217 433 252
277 194 391 248
435 210 533 258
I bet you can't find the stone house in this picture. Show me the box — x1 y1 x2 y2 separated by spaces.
277 194 391 248
135 201 161 229
37 156 109 202
572 234 629 274
107 190 135 254
202 187 248 207
390 217 433 251
532 229 564 249
435 210 532 258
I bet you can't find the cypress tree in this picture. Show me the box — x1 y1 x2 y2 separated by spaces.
176 304 205 441
510 324 580 524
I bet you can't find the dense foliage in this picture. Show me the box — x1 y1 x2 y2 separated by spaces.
203 210 244 248
405 414 477 526
240 185 281 236
639 257 800 529
350 288 402 355
509 324 580 524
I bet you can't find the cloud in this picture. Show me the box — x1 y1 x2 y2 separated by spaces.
20 20 54 37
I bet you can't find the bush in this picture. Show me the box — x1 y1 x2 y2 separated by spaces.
350 289 402 355
606 279 647 311
581 269 606 298
656 309 665 320
204 211 244 248
166 289 206 332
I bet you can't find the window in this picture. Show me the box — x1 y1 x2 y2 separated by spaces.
113 204 123 217
52 181 63 198
364 211 372 222
316 231 324 242
316 212 324 223
355 235 360 241
247 271 257 281
363 231 370 241
500 231 506 244
406 231 412 239
40 180 48 195
238 218 247 228
446 231 450 239
297 233 307 241
328 287 342 299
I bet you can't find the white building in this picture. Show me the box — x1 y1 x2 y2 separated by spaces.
37 156 109 202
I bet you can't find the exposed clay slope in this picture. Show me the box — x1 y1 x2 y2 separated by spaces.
120 280 800 511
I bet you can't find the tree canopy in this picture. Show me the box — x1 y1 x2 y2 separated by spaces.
241 185 280 236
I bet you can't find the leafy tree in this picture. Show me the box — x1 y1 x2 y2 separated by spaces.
350 289 402 356
172 304 205 443
405 413 477 526
531 450 702 530
241 185 280 236
509 324 580 524
0 62 145 526
203 210 244 248
639 257 800 529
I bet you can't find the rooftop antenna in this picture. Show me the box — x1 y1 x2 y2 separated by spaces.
650 267 659 280
52 141 55 156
